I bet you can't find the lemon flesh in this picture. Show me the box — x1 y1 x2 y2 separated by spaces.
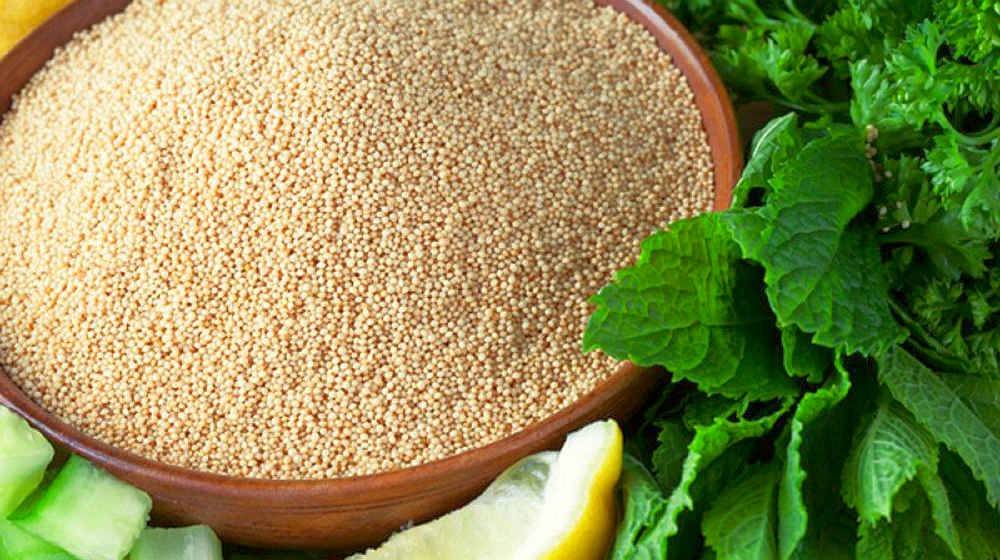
350 452 556 560
517 420 623 560
350 419 623 560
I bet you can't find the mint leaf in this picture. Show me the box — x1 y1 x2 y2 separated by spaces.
916 467 962 557
940 450 1000 559
626 404 789 558
703 463 780 560
612 455 669 560
856 521 894 560
780 327 832 383
856 478 961 560
841 398 937 524
732 113 803 208
725 133 906 356
584 214 796 399
836 388 960 557
877 346 1000 508
608 3 999 558
681 395 742 432
651 421 691 493
940 375 1000 434
778 360 851 559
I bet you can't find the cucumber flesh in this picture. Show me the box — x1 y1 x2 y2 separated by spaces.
10 455 151 560
0 405 55 515
0 518 76 560
129 525 222 560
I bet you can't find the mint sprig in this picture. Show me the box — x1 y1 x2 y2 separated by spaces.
587 1 999 558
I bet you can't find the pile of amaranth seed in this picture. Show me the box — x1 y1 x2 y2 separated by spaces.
0 0 715 479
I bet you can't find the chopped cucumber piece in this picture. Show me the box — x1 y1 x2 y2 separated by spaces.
129 525 222 560
0 518 76 560
0 405 55 515
10 455 151 560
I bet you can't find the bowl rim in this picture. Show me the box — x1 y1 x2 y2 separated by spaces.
0 0 740 505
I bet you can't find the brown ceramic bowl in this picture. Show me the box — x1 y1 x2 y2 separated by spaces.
0 0 740 553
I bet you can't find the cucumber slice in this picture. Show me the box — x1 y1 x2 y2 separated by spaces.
0 405 55 515
10 455 151 560
129 525 222 560
0 518 76 560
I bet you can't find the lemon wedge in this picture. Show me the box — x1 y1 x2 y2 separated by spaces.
1 0 71 25
350 419 623 560
0 0 73 57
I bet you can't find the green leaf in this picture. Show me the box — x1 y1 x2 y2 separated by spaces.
815 8 884 75
940 375 1000 433
703 463 780 560
682 395 742 431
892 489 950 560
713 17 829 110
940 450 1000 559
877 346 1000 508
789 358 880 560
780 327 832 383
922 132 1000 239
856 478 962 560
732 113 803 208
934 0 1000 71
944 61 1000 118
841 398 938 524
681 441 761 560
657 0 728 33
777 360 851 559
612 456 669 560
895 268 999 378
856 521 893 560
725 133 906 356
849 61 903 132
916 467 962 557
846 0 933 39
883 21 950 130
877 155 992 281
652 422 691 493
848 60 924 151
625 404 790 558
585 214 796 399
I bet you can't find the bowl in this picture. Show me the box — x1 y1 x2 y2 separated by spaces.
0 0 740 552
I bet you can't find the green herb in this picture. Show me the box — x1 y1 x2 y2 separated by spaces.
587 1 999 558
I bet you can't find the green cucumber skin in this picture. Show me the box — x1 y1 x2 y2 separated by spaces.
0 518 77 560
0 406 55 516
129 525 223 560
10 456 151 560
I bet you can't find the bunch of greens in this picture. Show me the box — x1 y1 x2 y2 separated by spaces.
584 1 999 558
